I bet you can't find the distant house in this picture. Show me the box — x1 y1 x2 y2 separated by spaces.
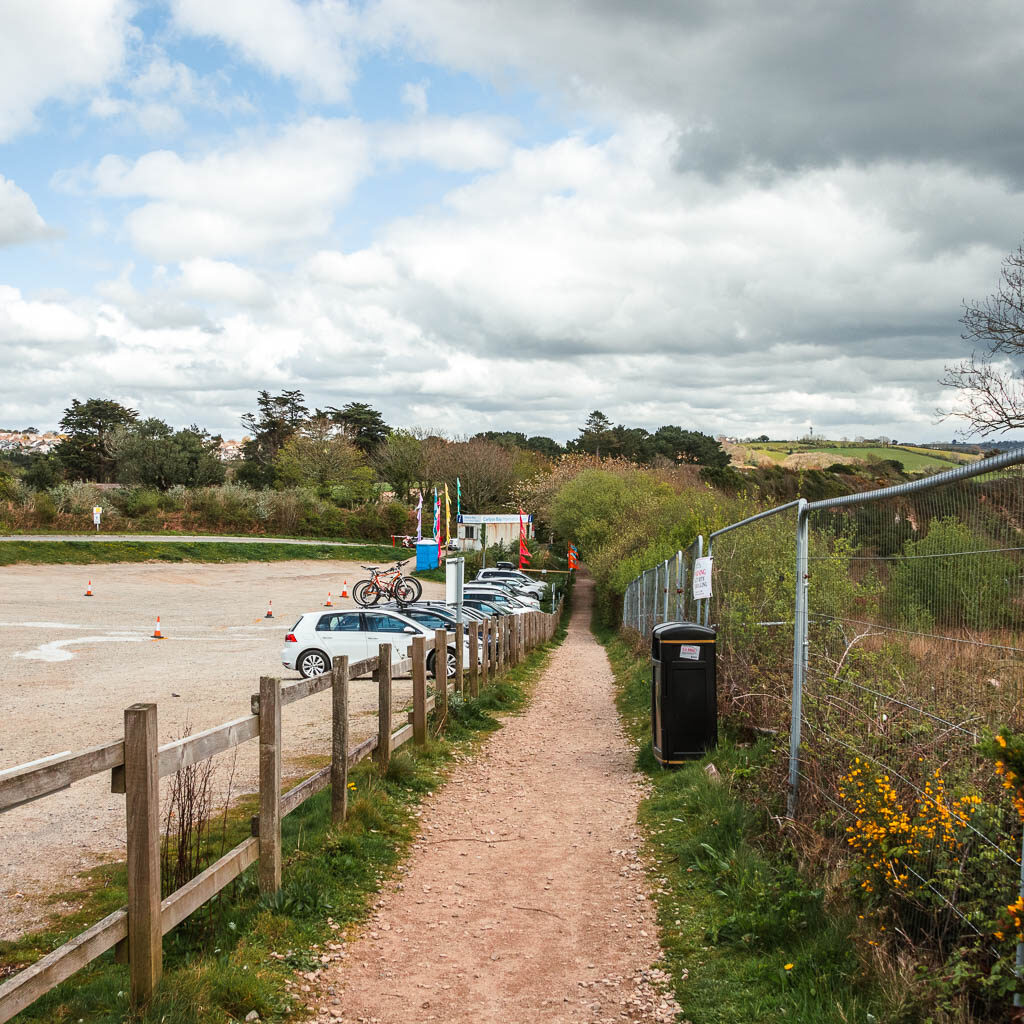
456 513 533 552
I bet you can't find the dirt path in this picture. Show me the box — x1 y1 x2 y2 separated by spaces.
304 576 682 1024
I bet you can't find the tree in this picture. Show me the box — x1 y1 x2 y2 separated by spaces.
372 430 424 502
574 410 615 457
941 241 1024 434
651 426 729 468
426 438 520 512
324 402 390 455
111 419 225 489
54 398 138 481
274 416 367 492
237 389 308 488
525 435 565 458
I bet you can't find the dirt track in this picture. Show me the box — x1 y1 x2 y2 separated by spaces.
304 576 681 1024
0 558 442 940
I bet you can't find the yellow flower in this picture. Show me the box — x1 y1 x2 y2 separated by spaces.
998 735 1007 748
784 963 794 971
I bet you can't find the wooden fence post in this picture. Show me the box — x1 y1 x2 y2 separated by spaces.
455 622 464 695
435 629 449 728
376 642 392 772
412 635 427 745
469 621 479 697
512 615 520 665
124 702 161 1006
258 676 282 894
481 619 490 688
331 656 349 826
499 617 507 673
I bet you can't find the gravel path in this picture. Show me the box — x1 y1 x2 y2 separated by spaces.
304 576 682 1024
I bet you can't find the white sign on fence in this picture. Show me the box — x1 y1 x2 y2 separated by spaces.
692 556 713 600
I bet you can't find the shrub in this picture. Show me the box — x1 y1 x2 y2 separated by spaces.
885 517 1018 630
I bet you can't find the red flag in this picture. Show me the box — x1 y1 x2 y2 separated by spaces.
519 509 531 568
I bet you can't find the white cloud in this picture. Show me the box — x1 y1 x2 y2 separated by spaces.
177 258 270 306
374 115 514 171
0 177 52 247
88 50 255 136
89 118 371 259
171 0 361 103
0 286 92 344
0 0 130 142
401 80 429 117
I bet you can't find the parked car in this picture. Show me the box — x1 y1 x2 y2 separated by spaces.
280 608 470 679
475 568 547 598
463 589 535 614
461 597 514 618
465 583 540 609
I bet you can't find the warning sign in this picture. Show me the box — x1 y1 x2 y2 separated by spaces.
677 644 701 661
692 557 713 600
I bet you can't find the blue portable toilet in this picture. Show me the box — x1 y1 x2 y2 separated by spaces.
416 539 440 571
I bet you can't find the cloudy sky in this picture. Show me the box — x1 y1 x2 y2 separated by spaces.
2 0 1024 444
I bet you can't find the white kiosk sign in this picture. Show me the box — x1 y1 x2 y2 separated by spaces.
92 505 103 531
692 556 713 600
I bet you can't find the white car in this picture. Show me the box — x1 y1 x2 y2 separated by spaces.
465 582 540 609
475 568 546 599
280 608 470 679
463 588 536 614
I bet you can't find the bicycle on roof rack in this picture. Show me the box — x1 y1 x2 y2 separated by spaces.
351 559 423 607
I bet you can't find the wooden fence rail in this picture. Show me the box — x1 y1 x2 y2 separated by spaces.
0 597 564 1022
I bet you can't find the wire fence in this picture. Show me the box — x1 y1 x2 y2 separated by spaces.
620 448 1024 1000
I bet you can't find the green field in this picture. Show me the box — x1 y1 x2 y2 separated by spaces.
746 442 978 473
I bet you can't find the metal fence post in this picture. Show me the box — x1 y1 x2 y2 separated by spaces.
663 559 670 622
786 499 809 819
675 550 683 620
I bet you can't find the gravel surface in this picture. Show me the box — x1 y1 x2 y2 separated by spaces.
0 558 441 940
304 576 683 1024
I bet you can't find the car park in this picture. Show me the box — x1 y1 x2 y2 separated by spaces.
280 607 471 679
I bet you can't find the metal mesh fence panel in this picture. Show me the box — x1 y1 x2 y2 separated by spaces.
709 507 798 738
798 462 1024 956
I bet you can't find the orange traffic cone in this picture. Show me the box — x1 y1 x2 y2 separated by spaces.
324 592 333 607
265 599 273 619
340 580 349 598
84 580 93 597
151 616 165 640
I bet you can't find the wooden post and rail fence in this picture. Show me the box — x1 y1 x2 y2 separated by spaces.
0 600 563 1022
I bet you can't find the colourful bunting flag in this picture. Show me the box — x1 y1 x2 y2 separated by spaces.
519 508 531 569
445 482 451 545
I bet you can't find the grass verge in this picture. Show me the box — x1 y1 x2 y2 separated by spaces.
0 540 400 566
1 607 570 1024
595 624 885 1024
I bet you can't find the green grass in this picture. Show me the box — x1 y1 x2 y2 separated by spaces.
412 565 446 583
0 540 400 566
1 598 571 1024
746 442 978 473
596 626 885 1024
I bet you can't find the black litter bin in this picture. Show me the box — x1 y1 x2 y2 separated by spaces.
651 622 717 765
